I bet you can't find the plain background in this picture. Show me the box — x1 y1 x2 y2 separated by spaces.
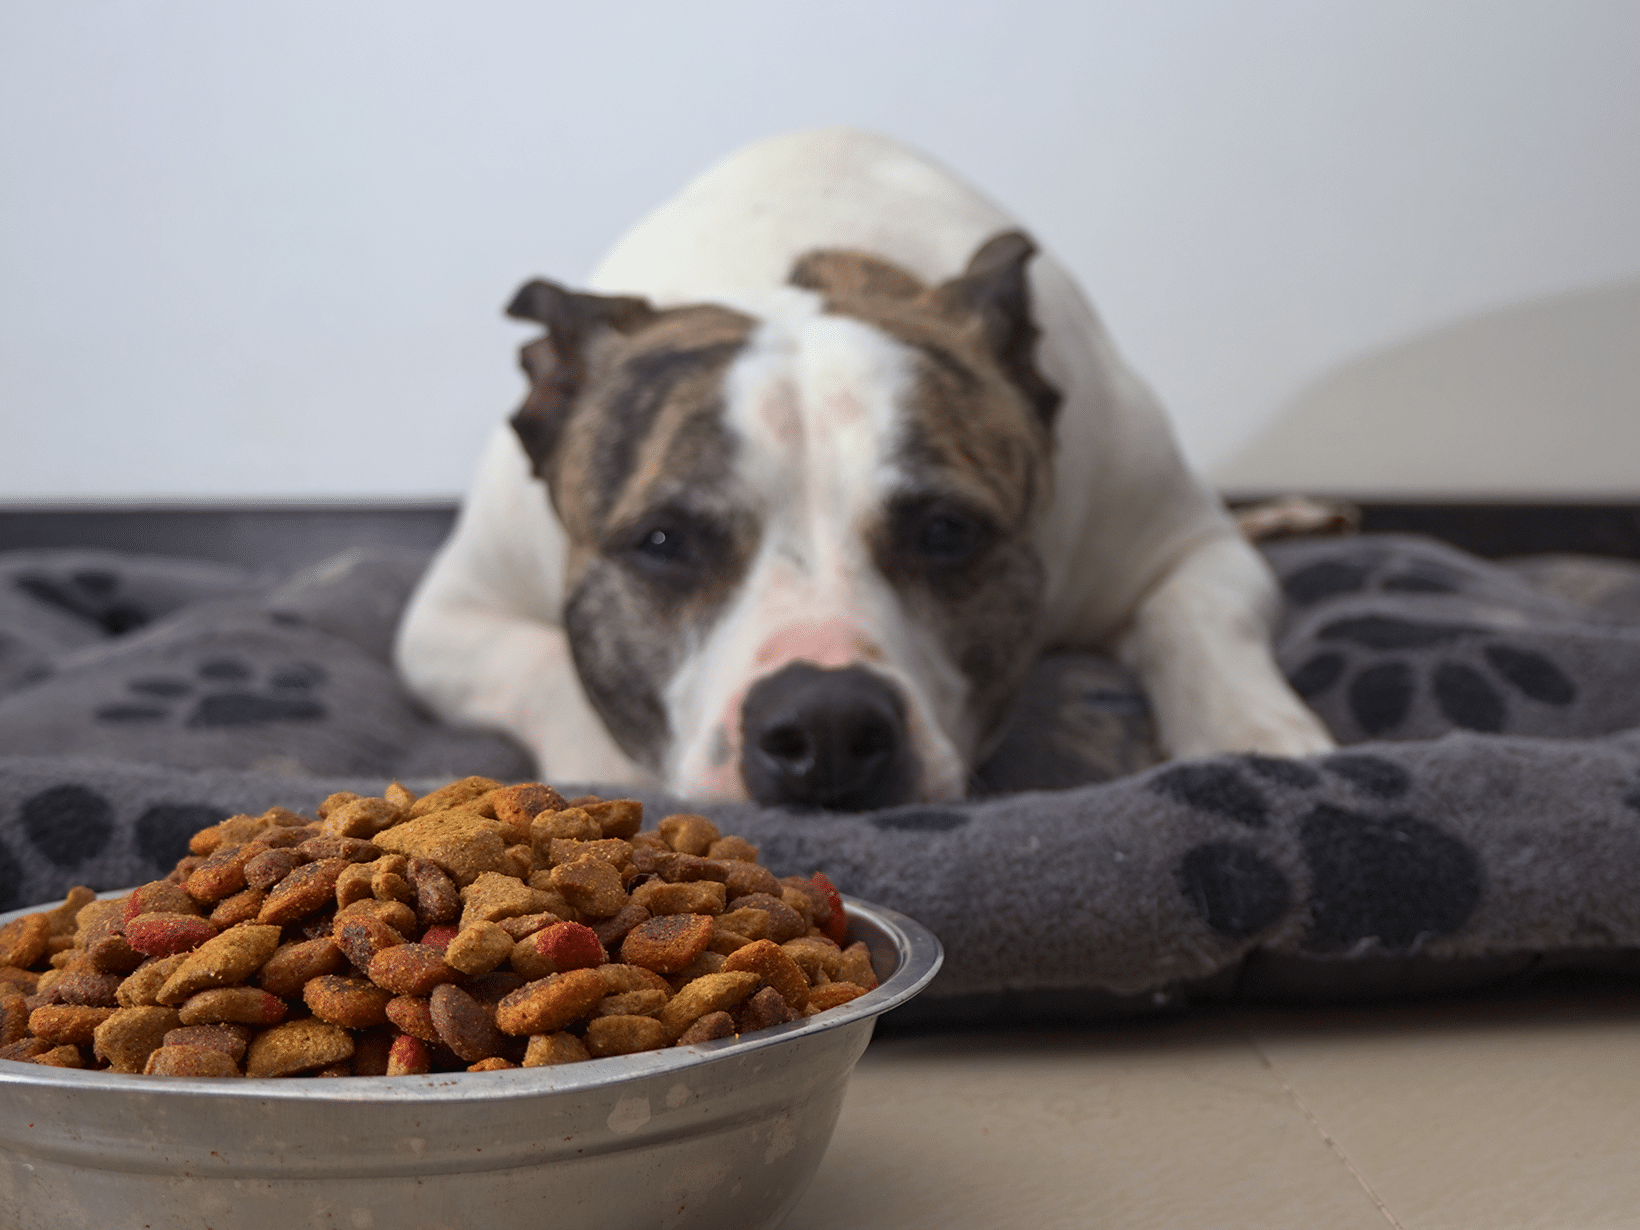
2 1 1638 502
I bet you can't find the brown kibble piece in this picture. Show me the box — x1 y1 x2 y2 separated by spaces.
659 971 761 1038
468 1056 515 1072
157 924 282 1005
385 995 440 1042
0 1037 54 1062
665 951 726 989
585 1014 670 1057
92 1006 183 1073
632 880 726 917
246 1019 355 1078
337 898 417 937
783 936 844 984
352 1027 394 1076
549 857 628 918
257 859 349 926
124 881 202 923
496 912 562 942
805 983 869 1013
724 862 783 901
445 922 514 976
369 944 458 997
588 903 650 950
406 775 503 819
185 841 270 904
86 931 144 975
707 835 758 863
530 808 601 858
597 963 673 997
735 986 800 1033
522 1031 590 1067
304 975 393 1029
335 863 376 910
145 1045 241 1077
243 848 303 891
297 835 382 864
429 983 511 1062
582 799 643 840
489 783 568 841
652 853 730 883
494 969 607 1036
29 1004 117 1046
723 940 810 1013
1 993 29 1046
732 894 807 943
321 796 403 839
408 857 461 925
209 888 267 928
371 859 414 905
334 911 405 971
26 1045 85 1068
164 1023 252 1062
374 811 508 886
42 886 97 936
177 987 288 1027
460 871 551 927
116 954 189 1007
620 914 714 974
837 941 879 990
53 966 124 1007
258 937 347 997
0 913 51 969
717 907 771 941
384 781 417 813
547 837 632 869
675 1011 737 1046
657 814 720 856
594 989 668 1018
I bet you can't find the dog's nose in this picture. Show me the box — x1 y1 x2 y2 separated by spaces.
739 663 918 810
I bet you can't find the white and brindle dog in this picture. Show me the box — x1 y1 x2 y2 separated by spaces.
396 129 1334 809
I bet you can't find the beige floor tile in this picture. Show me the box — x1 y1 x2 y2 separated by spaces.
1246 992 1640 1230
783 1022 1390 1230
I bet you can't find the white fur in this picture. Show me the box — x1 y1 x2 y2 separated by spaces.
396 128 1334 795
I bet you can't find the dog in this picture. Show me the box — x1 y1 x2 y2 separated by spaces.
395 129 1334 809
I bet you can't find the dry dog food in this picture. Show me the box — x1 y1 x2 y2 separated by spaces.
0 778 876 1077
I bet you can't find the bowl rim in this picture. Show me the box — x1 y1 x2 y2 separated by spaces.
0 892 942 1103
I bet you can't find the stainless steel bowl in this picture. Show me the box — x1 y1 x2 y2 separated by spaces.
0 895 940 1230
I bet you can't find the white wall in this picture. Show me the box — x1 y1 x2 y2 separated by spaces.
2 1 1638 501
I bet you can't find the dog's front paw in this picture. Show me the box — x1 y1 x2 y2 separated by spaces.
1167 703 1336 761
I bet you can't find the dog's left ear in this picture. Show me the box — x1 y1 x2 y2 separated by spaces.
505 278 659 472
923 231 1061 427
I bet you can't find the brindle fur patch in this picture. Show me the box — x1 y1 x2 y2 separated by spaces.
795 237 1059 750
527 305 760 768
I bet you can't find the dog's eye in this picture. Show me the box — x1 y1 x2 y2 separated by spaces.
624 514 726 583
894 499 995 571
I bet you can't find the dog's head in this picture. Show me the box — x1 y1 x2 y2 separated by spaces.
507 232 1060 809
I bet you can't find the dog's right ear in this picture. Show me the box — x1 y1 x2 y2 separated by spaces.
505 279 658 472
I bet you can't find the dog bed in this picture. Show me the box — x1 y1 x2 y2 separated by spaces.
4 534 1640 1022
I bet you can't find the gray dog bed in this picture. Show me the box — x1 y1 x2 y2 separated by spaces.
4 533 1640 1023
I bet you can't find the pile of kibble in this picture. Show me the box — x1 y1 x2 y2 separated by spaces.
0 776 876 1077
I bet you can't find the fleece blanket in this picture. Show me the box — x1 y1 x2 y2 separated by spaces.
4 534 1640 1022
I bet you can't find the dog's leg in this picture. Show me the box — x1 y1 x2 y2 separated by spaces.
395 429 653 787
1118 533 1335 760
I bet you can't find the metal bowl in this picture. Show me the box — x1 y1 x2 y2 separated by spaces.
0 895 940 1230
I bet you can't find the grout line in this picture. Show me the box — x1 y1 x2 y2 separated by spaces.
1242 1027 1407 1230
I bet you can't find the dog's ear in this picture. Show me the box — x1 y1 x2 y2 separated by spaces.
505 279 659 472
922 231 1061 427
789 249 926 300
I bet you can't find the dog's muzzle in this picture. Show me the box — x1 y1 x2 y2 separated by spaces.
738 663 919 810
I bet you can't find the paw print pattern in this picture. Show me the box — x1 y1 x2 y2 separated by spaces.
1285 615 1578 737
1272 543 1582 740
94 657 329 728
1158 752 1484 953
13 568 150 634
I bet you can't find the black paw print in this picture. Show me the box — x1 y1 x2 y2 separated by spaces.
1157 752 1484 953
1285 616 1576 736
13 568 149 634
94 657 329 728
0 783 230 909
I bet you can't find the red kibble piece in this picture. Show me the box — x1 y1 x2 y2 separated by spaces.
812 872 848 945
125 913 219 958
539 922 607 972
420 925 458 953
386 1034 431 1076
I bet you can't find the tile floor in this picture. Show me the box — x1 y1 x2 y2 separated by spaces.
783 987 1640 1229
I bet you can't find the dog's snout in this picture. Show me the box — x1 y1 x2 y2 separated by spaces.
739 663 918 810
